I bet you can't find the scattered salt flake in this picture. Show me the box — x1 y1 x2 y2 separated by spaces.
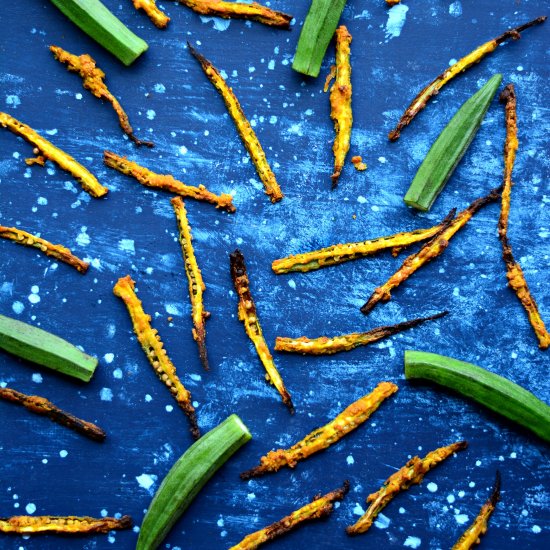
217 517 224 527
353 503 365 516
104 353 114 364
374 513 391 529
6 95 21 108
153 83 166 94
455 514 469 525
447 494 455 504
146 109 156 120
32 373 43 384
532 525 541 534
113 368 123 379
59 449 68 458
385 4 409 40
118 239 135 254
288 279 296 290
100 388 113 402
25 503 36 514
357 196 367 204
346 455 355 465
12 301 24 314
427 482 438 493
404 536 421 548
145 394 152 402
136 473 156 491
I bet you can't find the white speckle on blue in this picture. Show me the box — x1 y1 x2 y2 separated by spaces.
375 513 391 529
199 16 231 31
346 455 354 465
146 109 156 120
104 353 115 364
217 517 224 527
427 482 438 493
100 388 113 402
517 66 524 72
353 503 365 516
6 95 21 108
449 2 463 17
37 196 48 205
76 226 90 247
12 301 24 314
180 145 188 155
288 279 296 290
268 60 275 70
532 525 541 534
145 394 152 402
118 239 135 254
166 405 174 412
455 514 469 525
113 368 123 379
101 509 108 517
32 373 43 384
136 473 157 491
25 503 36 514
59 449 68 458
75 93 82 100
165 303 182 316
447 494 455 504
357 196 367 204
153 83 166 94
28 292 40 305
404 536 422 548
385 4 409 41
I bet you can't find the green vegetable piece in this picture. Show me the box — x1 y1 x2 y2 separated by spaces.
137 414 252 550
404 350 550 443
404 74 502 212
50 0 148 66
293 0 348 78
0 314 98 382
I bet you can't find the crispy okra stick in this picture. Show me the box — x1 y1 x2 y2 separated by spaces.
230 249 294 413
452 471 501 550
173 0 292 29
229 482 349 550
0 225 88 273
0 515 132 534
50 45 153 147
388 16 547 141
113 275 200 439
275 311 448 355
0 386 105 442
347 441 467 535
326 26 352 188
497 85 550 349
272 219 449 274
188 43 283 203
171 197 210 370
241 381 398 479
0 112 107 198
103 151 235 212
132 0 170 28
361 188 501 315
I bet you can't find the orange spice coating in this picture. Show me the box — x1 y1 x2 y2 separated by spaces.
132 0 170 28
113 275 200 439
0 112 107 198
175 0 292 29
351 156 367 171
240 382 398 479
452 471 501 550
347 441 467 535
0 225 88 273
0 515 132 534
497 85 550 349
229 482 349 550
361 188 501 315
386 0 401 5
171 197 210 370
230 249 293 413
50 45 153 147
0 386 105 441
103 151 235 212
388 17 546 141
272 219 449 274
328 26 353 188
275 311 448 355
188 43 283 203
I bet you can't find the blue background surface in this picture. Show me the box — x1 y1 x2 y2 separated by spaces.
0 1 549 549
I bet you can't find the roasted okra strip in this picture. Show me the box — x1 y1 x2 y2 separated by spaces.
0 515 132 534
113 275 200 439
188 43 283 203
174 0 292 29
241 381 398 479
388 16 546 141
132 0 170 28
347 441 467 535
452 471 501 550
326 26 352 188
230 249 293 413
0 112 107 198
0 386 105 442
172 197 210 370
275 311 448 355
0 225 88 273
497 85 550 349
361 188 501 315
104 151 235 212
229 482 349 550
272 219 449 274
50 45 153 147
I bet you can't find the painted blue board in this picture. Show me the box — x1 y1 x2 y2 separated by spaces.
0 1 548 549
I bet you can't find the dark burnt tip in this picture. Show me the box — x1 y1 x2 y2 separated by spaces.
492 470 502 504
118 515 134 529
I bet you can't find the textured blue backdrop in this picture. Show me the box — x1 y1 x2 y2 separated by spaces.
0 1 549 549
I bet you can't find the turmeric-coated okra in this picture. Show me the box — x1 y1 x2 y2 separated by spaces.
0 112 107 198
113 275 200 439
132 0 170 28
0 515 132 534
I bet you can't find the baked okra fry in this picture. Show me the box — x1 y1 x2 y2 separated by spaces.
0 386 105 442
229 482 349 550
240 381 398 479
275 311 448 355
132 0 170 28
347 441 467 535
113 275 200 439
230 249 294 413
0 112 107 198
171 197 210 370
0 225 88 273
103 151 235 212
326 25 352 188
272 219 450 274
173 0 292 29
188 43 283 203
0 515 132 534
50 45 153 147
452 471 501 550
361 187 501 315
497 85 550 349
388 16 547 141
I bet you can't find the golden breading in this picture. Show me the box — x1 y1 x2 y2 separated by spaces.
0 515 132 534
132 0 170 28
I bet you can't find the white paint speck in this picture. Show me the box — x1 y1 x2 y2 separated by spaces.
25 503 36 514
153 83 166 94
28 293 40 305
76 226 90 247
179 145 188 155
136 473 156 491
404 536 422 548
427 482 438 493
146 109 156 120
447 494 455 504
449 2 463 17
145 394 152 402
12 301 24 314
32 373 43 384
455 514 469 525
353 503 365 516
118 239 135 254
100 388 113 402
532 525 541 534
104 353 115 364
288 279 296 290
6 95 21 108
385 4 409 40
374 513 391 529
113 368 123 379
346 455 355 465
165 405 174 412
59 449 68 458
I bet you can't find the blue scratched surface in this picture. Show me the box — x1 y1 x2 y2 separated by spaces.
0 1 549 549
